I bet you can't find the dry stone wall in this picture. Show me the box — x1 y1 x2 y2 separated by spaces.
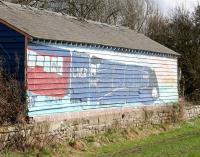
183 105 200 120
0 104 200 149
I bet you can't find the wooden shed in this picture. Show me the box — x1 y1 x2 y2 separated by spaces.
0 2 179 121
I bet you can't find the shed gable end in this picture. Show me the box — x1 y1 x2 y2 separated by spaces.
0 22 25 82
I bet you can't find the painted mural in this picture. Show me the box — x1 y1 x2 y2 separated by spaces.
27 48 70 97
70 53 159 105
27 43 178 116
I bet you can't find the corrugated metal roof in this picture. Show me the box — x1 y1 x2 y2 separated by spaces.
0 1 179 55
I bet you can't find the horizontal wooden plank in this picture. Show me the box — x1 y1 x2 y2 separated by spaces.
26 73 177 79
27 65 177 73
27 83 177 91
28 93 178 103
27 79 177 86
28 98 179 110
30 95 173 103
28 92 178 99
28 86 177 96
0 24 13 30
28 98 179 114
0 43 25 49
26 70 177 75
26 73 176 77
28 82 176 90
0 35 24 41
0 31 24 37
27 56 177 67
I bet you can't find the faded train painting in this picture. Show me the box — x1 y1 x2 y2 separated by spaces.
70 52 159 106
27 44 160 115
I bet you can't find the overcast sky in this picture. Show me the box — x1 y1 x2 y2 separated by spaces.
154 0 200 14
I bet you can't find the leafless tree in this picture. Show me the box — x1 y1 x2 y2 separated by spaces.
118 0 153 32
6 0 154 31
48 0 121 24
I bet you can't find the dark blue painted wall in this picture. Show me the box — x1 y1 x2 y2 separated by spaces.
0 23 25 82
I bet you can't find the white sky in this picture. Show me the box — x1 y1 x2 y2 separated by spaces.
154 0 200 14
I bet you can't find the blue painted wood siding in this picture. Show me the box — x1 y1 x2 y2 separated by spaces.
27 43 178 116
0 23 25 82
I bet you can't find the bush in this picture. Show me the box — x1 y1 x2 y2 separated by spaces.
0 60 27 125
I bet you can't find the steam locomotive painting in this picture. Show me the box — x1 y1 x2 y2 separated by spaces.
27 46 159 108
70 53 159 106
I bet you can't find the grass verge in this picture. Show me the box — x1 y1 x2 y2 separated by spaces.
85 118 200 157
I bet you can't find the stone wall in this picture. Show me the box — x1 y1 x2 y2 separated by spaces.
183 105 200 120
42 105 176 138
1 104 200 149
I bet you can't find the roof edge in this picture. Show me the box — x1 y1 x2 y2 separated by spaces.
31 38 180 58
139 34 180 56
